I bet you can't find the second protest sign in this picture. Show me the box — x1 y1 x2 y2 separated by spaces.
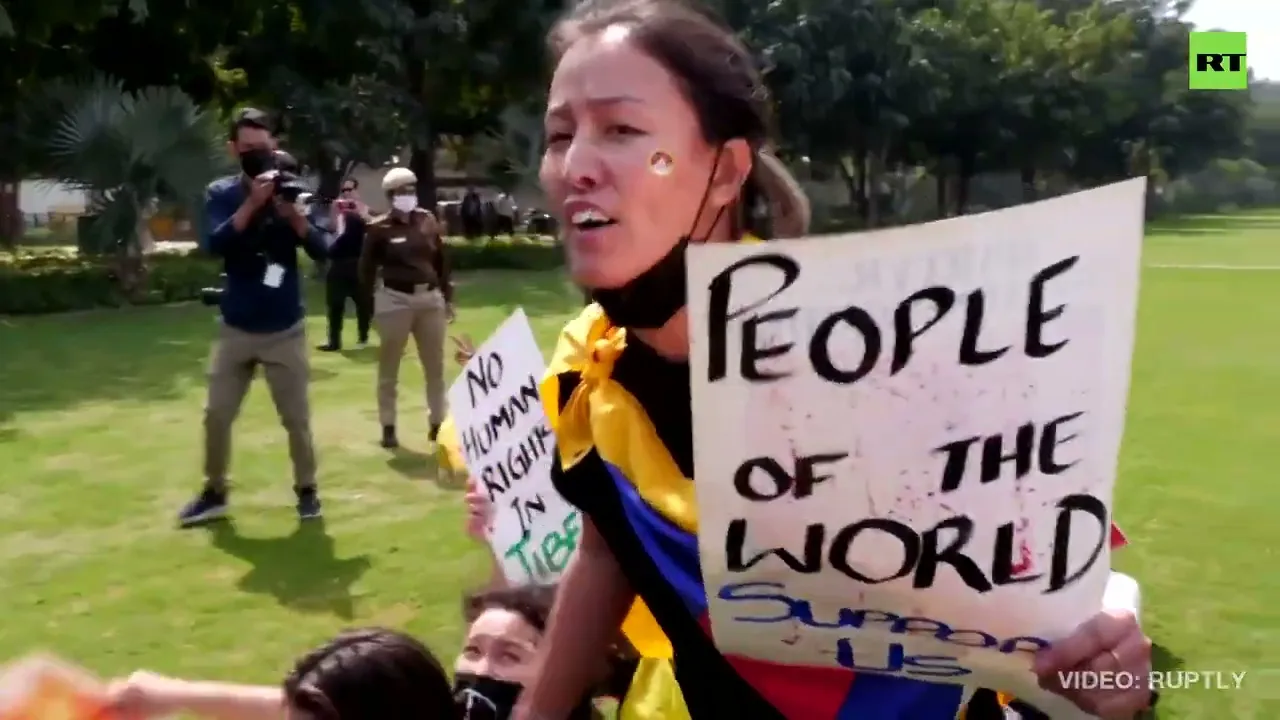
447 309 580 585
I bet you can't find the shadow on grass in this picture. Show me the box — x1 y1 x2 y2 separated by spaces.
1151 642 1184 673
339 345 379 364
1143 643 1185 719
0 270 579 437
0 302 216 437
1148 213 1280 236
384 445 437 479
205 519 372 620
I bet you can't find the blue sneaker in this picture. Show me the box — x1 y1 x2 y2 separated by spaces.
178 489 227 528
297 488 322 520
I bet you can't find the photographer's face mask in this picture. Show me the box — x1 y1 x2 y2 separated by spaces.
392 193 418 213
452 673 596 720
239 148 275 178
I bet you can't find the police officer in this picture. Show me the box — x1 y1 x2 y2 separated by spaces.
358 168 453 448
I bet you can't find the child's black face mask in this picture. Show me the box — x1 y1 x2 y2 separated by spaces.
452 673 596 720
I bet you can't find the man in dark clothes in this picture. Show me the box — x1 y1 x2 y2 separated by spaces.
318 178 373 351
460 185 482 239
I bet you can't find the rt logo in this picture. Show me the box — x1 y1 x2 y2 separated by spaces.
1189 31 1248 91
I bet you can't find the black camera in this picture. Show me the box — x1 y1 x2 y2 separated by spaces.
201 273 227 306
272 171 309 203
263 150 309 204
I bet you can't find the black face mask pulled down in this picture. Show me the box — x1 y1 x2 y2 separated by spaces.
239 148 275 179
590 150 728 330
452 674 595 720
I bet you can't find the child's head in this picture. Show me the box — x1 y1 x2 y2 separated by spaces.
454 584 639 719
453 584 557 718
283 628 454 720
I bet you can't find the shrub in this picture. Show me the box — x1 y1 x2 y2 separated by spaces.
0 235 563 315
19 223 80 247
0 250 220 314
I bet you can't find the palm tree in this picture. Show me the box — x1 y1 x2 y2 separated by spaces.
476 104 546 199
33 75 231 295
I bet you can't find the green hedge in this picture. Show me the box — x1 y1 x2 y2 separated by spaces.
0 235 563 315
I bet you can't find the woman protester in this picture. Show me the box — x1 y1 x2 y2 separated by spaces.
503 1 1155 719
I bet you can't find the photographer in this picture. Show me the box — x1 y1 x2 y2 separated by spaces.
179 108 328 528
317 178 373 351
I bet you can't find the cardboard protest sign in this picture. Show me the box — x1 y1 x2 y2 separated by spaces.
685 179 1145 708
446 309 580 585
0 654 112 720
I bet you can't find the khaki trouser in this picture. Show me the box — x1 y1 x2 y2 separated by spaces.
374 284 448 427
204 321 316 492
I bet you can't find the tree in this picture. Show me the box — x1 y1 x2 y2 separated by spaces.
1247 83 1280 171
899 0 1030 215
744 0 939 225
976 1 1134 202
35 75 231 292
473 102 548 199
220 0 409 195
0 0 249 245
373 0 561 207
223 0 560 206
1064 0 1249 189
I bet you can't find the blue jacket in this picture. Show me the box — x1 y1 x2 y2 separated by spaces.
203 176 328 333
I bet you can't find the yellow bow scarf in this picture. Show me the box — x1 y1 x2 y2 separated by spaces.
542 235 766 658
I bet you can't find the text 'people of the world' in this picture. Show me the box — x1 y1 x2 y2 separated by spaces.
686 178 1146 711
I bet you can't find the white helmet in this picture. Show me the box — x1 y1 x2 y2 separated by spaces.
382 167 417 192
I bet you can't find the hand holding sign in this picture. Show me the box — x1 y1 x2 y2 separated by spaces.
1033 609 1151 718
464 476 495 542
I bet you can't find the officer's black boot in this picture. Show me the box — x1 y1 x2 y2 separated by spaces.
381 424 399 449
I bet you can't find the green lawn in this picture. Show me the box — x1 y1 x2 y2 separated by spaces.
2 211 1278 718
0 271 584 686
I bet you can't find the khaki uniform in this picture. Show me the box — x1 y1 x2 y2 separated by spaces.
360 210 452 427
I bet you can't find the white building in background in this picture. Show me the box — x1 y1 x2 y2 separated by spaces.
18 179 86 216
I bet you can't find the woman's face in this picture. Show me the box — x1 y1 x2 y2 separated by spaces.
541 26 724 290
455 607 542 684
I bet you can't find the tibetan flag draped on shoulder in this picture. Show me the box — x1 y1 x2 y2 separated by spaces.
540 304 975 718
542 303 697 659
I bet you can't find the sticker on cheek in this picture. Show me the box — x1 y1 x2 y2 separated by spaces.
649 151 674 176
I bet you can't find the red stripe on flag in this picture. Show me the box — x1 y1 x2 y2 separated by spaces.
723 653 855 720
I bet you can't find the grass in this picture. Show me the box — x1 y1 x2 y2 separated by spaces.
0 270 584 686
2 210 1279 718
